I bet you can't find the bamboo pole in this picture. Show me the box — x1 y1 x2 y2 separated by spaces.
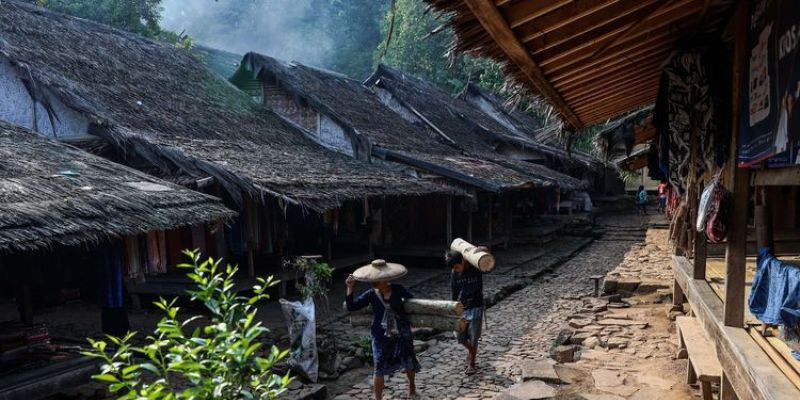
348 313 462 332
344 298 464 316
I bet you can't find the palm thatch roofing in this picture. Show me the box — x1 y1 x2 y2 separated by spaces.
0 1 457 213
192 44 243 80
423 0 735 129
459 83 602 169
235 53 580 192
364 64 585 189
0 120 235 253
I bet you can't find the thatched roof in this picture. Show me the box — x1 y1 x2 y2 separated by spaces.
364 64 585 189
0 1 456 212
192 44 243 80
459 83 602 169
423 0 734 129
236 53 578 192
593 106 654 163
0 120 234 253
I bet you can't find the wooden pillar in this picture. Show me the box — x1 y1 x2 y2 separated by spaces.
446 196 453 245
720 373 739 400
693 182 708 280
723 0 749 329
245 201 256 277
755 186 774 252
672 278 685 310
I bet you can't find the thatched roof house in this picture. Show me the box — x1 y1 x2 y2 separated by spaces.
459 83 601 169
363 65 591 185
0 120 234 253
233 53 581 192
0 1 455 213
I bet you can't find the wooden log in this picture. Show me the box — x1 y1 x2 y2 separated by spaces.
348 313 462 332
450 238 496 272
343 299 463 317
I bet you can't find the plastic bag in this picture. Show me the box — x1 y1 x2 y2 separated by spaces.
696 175 720 232
280 298 318 382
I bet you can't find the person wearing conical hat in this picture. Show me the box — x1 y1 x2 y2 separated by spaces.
345 259 420 400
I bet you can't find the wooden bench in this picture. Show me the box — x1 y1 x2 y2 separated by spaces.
676 316 722 400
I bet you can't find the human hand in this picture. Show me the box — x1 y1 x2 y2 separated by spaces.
346 274 356 290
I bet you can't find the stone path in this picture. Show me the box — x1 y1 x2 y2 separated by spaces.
329 216 645 400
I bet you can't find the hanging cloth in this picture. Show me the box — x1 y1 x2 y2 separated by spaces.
123 236 143 280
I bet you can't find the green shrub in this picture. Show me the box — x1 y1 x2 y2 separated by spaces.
84 250 291 399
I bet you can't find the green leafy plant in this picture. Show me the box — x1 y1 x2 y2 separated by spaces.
84 250 291 399
282 257 333 303
357 336 373 361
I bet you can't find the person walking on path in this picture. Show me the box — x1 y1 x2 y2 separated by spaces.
345 260 420 400
657 181 668 214
636 185 648 215
447 248 488 375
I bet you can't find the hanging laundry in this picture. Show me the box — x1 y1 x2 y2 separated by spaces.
147 231 168 274
123 236 143 280
749 248 800 327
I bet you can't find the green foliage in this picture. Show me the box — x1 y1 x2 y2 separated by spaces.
375 0 505 95
282 257 333 302
84 250 291 400
356 336 373 361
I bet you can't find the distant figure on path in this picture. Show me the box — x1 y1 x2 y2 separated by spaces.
346 260 420 400
447 248 488 375
657 181 668 214
636 185 648 215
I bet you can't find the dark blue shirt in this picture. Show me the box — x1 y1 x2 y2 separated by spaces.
346 284 414 341
451 265 484 310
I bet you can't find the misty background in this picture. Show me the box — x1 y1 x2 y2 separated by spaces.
160 0 389 79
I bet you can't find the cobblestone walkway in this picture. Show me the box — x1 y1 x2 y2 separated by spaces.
331 216 645 400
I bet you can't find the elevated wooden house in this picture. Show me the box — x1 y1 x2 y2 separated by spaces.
231 53 585 253
0 1 458 291
426 0 800 398
0 120 234 398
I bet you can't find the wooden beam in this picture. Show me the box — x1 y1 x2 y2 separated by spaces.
551 43 672 88
754 187 774 252
502 0 571 29
581 97 657 125
525 0 663 53
573 89 659 118
557 56 665 93
565 71 662 104
461 0 584 128
545 34 674 80
511 0 614 35
446 195 453 245
752 166 800 186
571 82 659 110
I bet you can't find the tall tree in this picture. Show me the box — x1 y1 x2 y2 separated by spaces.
375 0 504 95
33 0 167 38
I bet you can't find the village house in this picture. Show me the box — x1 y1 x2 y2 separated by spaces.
427 0 800 398
0 120 235 398
230 53 588 255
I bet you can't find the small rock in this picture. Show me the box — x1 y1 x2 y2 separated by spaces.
592 369 625 388
552 345 576 363
606 337 628 349
583 336 600 349
570 332 595 345
507 380 557 400
569 318 594 329
668 310 684 321
520 359 560 383
413 340 429 353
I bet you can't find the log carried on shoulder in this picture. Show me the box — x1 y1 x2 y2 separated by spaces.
348 314 462 332
343 298 463 316
344 298 464 331
451 238 495 272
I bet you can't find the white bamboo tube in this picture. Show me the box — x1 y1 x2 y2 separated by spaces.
450 238 495 272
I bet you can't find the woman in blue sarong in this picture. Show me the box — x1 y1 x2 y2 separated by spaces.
346 259 420 400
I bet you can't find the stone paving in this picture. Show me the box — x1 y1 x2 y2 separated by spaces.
329 216 645 400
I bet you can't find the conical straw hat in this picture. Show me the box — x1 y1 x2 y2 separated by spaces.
352 259 407 283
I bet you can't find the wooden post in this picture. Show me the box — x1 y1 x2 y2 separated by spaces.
245 201 256 277
693 181 707 280
755 186 774 252
720 373 739 400
724 0 749 329
672 278 685 310
446 196 453 245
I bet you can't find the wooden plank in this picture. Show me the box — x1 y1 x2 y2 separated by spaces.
557 58 665 93
461 0 583 128
589 0 685 60
566 72 661 105
524 0 663 54
752 166 800 186
573 87 660 113
673 255 800 400
507 0 608 31
724 167 749 328
765 335 800 381
748 328 800 391
582 98 656 126
502 0 571 29
676 316 722 382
